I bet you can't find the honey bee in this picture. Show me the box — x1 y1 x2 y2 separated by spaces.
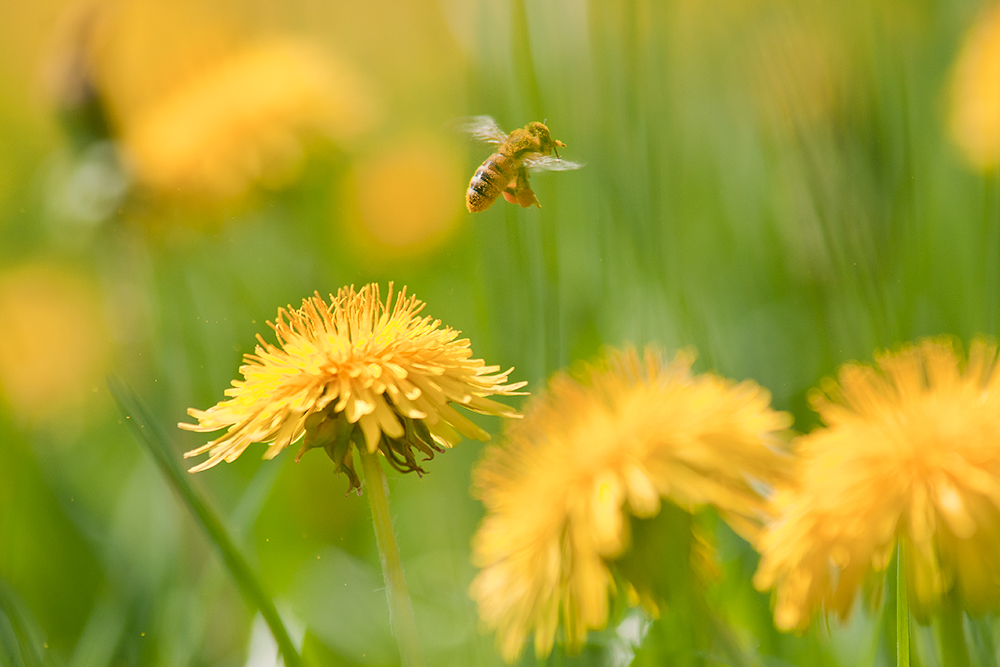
461 116 582 213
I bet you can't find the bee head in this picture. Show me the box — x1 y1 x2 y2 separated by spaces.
526 122 566 157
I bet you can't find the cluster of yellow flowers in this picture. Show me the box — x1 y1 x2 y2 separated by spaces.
183 281 1000 661
48 0 1000 661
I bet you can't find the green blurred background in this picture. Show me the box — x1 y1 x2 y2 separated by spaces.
1 0 998 665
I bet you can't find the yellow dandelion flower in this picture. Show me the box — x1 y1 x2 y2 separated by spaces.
122 39 376 198
470 346 791 662
754 337 1000 632
180 284 524 491
949 5 1000 170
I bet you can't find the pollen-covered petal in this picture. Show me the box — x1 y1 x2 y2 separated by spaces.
359 413 382 453
344 391 375 423
589 471 625 555
427 419 462 449
384 384 428 419
623 464 660 518
935 479 977 539
371 394 404 439
464 394 523 418
436 402 491 441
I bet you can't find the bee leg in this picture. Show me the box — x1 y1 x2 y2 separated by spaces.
512 168 540 208
502 176 522 205
516 186 540 208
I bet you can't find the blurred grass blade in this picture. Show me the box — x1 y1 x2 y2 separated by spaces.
897 543 909 667
68 594 125 667
969 616 999 667
107 377 304 667
0 577 55 667
934 588 971 667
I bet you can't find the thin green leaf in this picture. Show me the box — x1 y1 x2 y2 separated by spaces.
107 376 304 667
0 577 56 667
898 543 910 667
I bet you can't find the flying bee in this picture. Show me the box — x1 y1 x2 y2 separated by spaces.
461 116 582 213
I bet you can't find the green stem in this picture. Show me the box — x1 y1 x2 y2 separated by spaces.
108 378 303 667
897 542 910 667
360 450 425 667
935 590 971 667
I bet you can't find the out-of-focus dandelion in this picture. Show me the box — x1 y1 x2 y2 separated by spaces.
754 337 1000 635
470 346 791 662
120 39 376 199
0 264 110 424
949 5 1000 170
344 135 463 259
181 283 524 489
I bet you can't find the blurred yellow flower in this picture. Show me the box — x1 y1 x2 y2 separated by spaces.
181 284 524 491
470 346 791 662
0 264 110 424
122 39 376 198
754 337 1000 631
949 5 1000 170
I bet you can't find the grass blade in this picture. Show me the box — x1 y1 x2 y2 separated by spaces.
897 543 909 667
107 376 304 667
0 577 55 667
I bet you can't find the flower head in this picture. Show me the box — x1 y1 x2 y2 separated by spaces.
181 284 524 490
754 337 1000 631
123 39 376 198
470 346 791 662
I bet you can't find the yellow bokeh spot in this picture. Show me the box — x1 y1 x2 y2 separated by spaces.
345 135 463 257
0 264 110 423
949 4 1000 170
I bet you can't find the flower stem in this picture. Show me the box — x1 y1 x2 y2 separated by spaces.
897 542 910 667
360 450 425 667
935 590 971 667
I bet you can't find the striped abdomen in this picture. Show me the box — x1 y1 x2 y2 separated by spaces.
466 152 518 213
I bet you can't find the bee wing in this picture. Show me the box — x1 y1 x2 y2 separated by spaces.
454 115 508 146
524 155 585 172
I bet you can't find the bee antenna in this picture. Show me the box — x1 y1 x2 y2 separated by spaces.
543 117 548 125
